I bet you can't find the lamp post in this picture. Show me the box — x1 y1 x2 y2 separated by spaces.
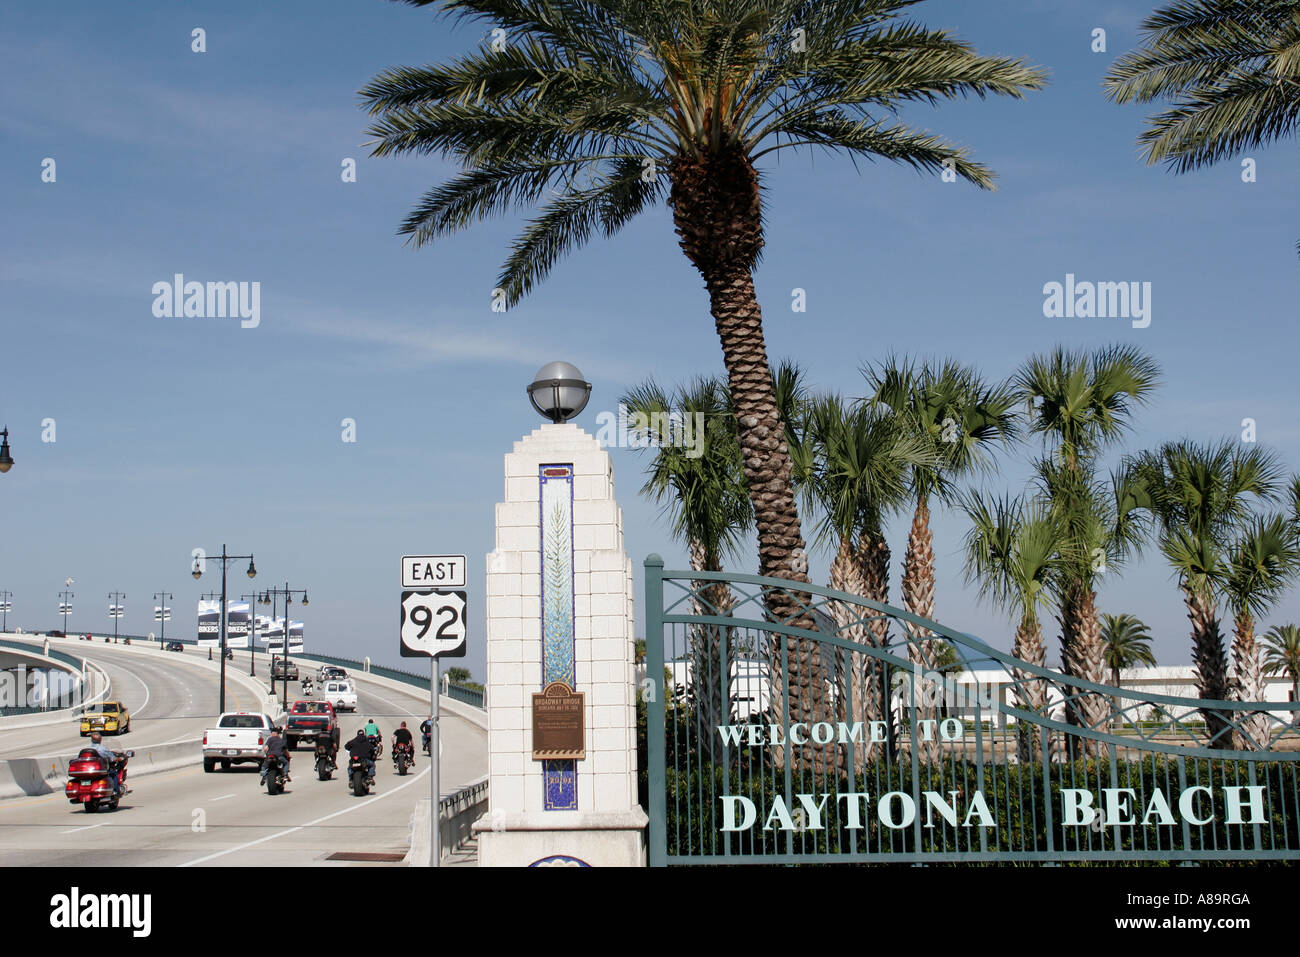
0 591 11 633
261 583 307 712
0 427 13 474
107 592 126 642
526 361 592 424
191 545 256 714
239 592 260 676
153 592 172 649
58 589 74 634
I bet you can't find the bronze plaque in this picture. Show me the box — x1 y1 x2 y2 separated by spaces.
532 681 585 760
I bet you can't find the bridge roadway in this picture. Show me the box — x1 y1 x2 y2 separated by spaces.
0 638 487 865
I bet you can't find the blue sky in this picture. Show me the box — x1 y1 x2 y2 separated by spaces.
2 0 1298 680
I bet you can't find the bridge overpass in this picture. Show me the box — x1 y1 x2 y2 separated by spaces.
0 635 486 866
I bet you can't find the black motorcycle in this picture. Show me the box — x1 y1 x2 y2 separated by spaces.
421 731 430 756
314 738 336 781
263 755 289 795
347 754 373 797
392 741 413 776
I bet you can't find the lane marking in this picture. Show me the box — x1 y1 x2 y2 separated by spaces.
178 764 431 867
211 794 235 802
63 822 106 834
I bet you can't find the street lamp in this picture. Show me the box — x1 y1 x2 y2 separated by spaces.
526 361 592 423
238 592 260 676
154 592 172 649
58 588 74 634
191 544 256 713
107 592 125 642
0 591 11 633
262 583 307 712
0 427 13 473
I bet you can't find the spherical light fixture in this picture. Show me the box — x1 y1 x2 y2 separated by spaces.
0 427 13 474
527 361 591 424
192 560 203 580
246 558 257 580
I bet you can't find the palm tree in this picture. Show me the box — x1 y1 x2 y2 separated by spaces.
621 376 749 755
1015 345 1161 753
1220 514 1300 748
866 357 1018 761
1126 439 1283 746
1101 613 1156 729
804 394 928 762
1102 0 1300 254
1262 623 1300 706
360 1 1047 768
962 493 1068 760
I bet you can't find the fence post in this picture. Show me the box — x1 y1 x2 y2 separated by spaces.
645 554 667 868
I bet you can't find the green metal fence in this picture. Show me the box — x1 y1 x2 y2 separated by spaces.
645 557 1300 865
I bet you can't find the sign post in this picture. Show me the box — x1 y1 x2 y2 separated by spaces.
399 555 467 868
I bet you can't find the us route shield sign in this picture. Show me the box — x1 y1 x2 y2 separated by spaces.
400 589 467 658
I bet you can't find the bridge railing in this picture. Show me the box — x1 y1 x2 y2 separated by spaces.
292 651 485 710
645 557 1300 865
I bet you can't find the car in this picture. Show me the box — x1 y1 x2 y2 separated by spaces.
284 699 339 750
79 701 130 736
202 712 277 771
317 665 347 683
47 630 65 638
165 641 184 652
271 658 299 681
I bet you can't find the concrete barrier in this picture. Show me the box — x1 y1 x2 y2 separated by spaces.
0 738 202 800
405 775 489 867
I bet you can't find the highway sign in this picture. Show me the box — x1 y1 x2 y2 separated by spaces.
400 589 466 658
401 555 466 590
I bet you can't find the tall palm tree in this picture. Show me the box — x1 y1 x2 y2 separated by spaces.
621 376 749 754
805 394 928 762
865 358 1019 761
1015 345 1160 753
962 493 1068 760
1101 613 1156 730
1102 0 1300 255
1220 514 1300 748
1262 623 1300 706
1127 439 1283 746
360 0 1047 768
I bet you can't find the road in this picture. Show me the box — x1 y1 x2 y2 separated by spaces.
0 640 487 865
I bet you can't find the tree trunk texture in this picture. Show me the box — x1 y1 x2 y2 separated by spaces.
1230 611 1269 751
688 540 733 764
669 148 829 774
1012 620 1049 763
857 532 895 758
828 538 876 769
1185 584 1232 749
901 496 942 763
1059 585 1109 759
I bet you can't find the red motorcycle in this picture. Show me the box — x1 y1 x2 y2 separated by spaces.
65 748 133 812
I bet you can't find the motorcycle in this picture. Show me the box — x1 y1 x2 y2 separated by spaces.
314 738 336 781
347 753 373 797
65 748 133 813
301 678 313 697
421 730 430 756
392 740 413 776
263 754 289 795
367 734 383 760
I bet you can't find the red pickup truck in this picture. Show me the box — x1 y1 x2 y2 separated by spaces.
284 700 340 751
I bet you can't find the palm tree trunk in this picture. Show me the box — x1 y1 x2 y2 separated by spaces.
829 537 875 768
669 149 828 773
1012 618 1048 763
1230 611 1268 750
857 532 894 759
1059 585 1109 759
1185 584 1231 748
688 541 732 764
902 494 942 763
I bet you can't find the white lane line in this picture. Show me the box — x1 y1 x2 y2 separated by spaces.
178 764 430 867
211 794 235 802
63 822 106 834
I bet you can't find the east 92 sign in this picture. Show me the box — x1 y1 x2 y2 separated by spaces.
400 590 467 658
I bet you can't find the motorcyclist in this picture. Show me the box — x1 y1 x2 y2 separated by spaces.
86 732 124 796
344 729 376 781
364 718 382 759
392 721 414 761
261 726 291 785
420 716 432 754
314 729 338 769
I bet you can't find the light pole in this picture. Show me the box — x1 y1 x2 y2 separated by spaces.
261 583 307 712
0 591 11 633
107 592 125 642
192 545 256 714
0 427 13 474
239 592 260 676
58 589 74 634
154 592 172 649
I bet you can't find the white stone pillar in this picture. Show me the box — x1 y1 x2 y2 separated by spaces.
474 423 646 866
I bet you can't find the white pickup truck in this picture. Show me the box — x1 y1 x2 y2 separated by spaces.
320 679 357 713
202 711 277 772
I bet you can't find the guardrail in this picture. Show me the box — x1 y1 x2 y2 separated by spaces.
0 638 107 716
440 778 489 855
293 652 485 710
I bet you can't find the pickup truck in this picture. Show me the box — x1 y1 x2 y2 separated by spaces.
271 658 299 681
202 712 277 772
79 700 130 736
284 699 339 751
320 679 357 713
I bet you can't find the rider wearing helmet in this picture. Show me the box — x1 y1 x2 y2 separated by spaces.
261 726 291 785
392 721 414 760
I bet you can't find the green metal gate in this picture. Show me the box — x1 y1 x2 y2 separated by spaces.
644 556 1300 865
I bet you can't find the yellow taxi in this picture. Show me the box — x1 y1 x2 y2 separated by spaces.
79 701 130 736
